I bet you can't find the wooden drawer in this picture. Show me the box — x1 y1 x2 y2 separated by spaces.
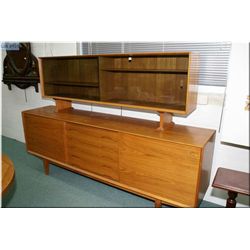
23 114 65 162
66 123 119 181
119 134 201 206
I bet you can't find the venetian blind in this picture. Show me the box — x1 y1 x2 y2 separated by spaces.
81 42 231 86
82 42 123 54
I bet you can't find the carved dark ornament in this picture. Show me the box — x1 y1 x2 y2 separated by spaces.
2 43 39 92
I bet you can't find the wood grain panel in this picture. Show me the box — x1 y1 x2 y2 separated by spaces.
23 114 65 162
197 134 215 204
66 123 119 181
23 106 215 148
186 52 199 114
119 134 201 207
22 106 215 207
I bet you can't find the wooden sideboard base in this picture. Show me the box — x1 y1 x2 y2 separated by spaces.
29 150 194 208
44 155 163 208
22 106 215 208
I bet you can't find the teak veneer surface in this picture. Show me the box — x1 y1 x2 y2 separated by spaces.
119 134 201 206
23 115 66 162
24 106 215 148
22 105 215 207
66 123 119 181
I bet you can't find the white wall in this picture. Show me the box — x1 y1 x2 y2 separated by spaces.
1 43 77 142
221 43 249 147
1 42 249 207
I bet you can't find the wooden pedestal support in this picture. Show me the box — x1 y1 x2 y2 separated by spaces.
43 159 50 175
55 99 72 112
157 112 174 131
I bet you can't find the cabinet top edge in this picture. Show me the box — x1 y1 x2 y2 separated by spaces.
39 52 191 60
23 106 215 148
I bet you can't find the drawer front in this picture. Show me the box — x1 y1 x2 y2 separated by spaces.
66 123 119 181
23 114 65 162
119 134 201 206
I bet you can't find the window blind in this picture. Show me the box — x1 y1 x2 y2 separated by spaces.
81 41 231 86
81 42 122 54
81 42 89 54
124 42 164 53
163 42 231 86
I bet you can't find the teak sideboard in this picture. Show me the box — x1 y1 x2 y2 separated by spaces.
22 52 215 207
22 106 215 207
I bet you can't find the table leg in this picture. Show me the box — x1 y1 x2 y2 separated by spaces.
43 159 49 175
155 199 162 208
226 191 238 208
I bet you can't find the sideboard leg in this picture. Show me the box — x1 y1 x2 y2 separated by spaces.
155 199 162 208
226 191 238 208
43 159 50 175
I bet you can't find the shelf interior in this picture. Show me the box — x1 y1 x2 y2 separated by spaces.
41 54 191 113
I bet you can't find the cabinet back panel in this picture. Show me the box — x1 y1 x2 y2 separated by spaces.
100 71 187 110
119 134 201 206
43 58 98 83
42 58 99 99
66 123 119 181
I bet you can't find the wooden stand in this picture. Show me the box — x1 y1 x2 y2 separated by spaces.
43 159 50 175
55 99 72 112
212 167 250 208
157 112 174 131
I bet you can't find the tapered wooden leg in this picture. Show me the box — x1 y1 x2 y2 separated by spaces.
155 199 162 208
43 159 49 175
226 191 238 208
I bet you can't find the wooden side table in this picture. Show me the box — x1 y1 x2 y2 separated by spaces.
1 154 15 194
212 167 250 208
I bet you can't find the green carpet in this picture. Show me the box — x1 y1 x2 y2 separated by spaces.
1 136 222 208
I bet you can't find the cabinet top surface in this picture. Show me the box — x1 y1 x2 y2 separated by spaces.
39 51 191 59
23 106 215 148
